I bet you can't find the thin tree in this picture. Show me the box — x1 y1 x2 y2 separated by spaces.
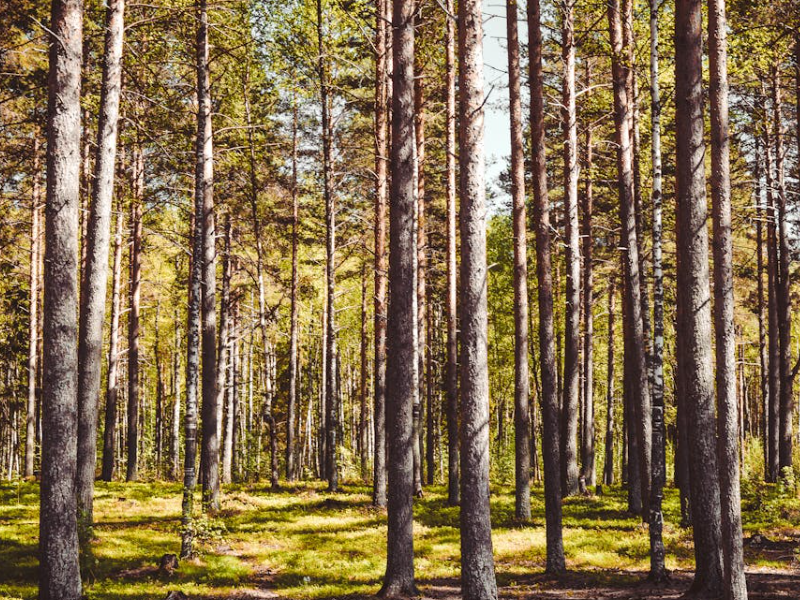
755 135 768 481
608 0 650 516
647 0 666 580
378 0 418 593
708 0 747 596
506 0 531 522
604 277 616 486
77 0 124 544
458 0 498 595
286 97 300 481
675 0 723 593
39 0 83 596
444 0 460 507
560 0 581 498
25 138 41 478
580 97 595 490
101 199 124 481
372 0 389 508
197 0 220 512
528 0 566 574
764 115 780 483
126 147 143 483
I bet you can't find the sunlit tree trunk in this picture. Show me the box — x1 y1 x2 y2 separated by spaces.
580 103 595 490
25 139 42 478
604 278 616 486
39 0 83 595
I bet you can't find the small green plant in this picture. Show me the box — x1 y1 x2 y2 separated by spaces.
778 466 796 496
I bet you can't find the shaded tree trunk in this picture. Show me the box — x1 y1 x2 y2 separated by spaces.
604 278 616 486
580 113 595 490
126 147 143 483
287 99 300 482
506 0 530 522
528 0 566 574
675 0 723 593
171 316 181 480
378 0 418 593
765 120 780 483
39 0 83 595
755 136 769 481
360 262 369 481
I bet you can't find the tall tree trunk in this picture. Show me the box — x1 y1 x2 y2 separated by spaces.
413 63 426 497
77 0 124 534
219 218 233 485
675 0 723 593
528 0 566 574
101 199 124 481
647 0 666 580
608 0 650 517
765 119 780 483
25 139 42 478
457 0 498 596
39 0 83 596
360 262 369 481
317 0 338 493
171 316 181 480
506 0 530 522
560 0 581 499
604 278 616 486
287 99 300 482
581 109 595 490
755 136 769 481
126 147 143 483
372 0 389 508
155 306 165 475
197 0 219 512
378 0 418 594
771 66 793 474
444 0 460 508
709 3 747 596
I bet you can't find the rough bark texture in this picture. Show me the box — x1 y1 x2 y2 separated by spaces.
197 0 219 512
76 0 124 543
457 0 498 596
560 0 581 499
608 0 650 517
675 0 723 593
378 0 417 594
708 1 747 597
765 123 780 483
40 1 83 597
444 0 460 508
647 0 666 580
372 0 388 508
528 0 566 575
506 0 530 523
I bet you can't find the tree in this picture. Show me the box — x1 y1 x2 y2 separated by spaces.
528 0 566 575
76 0 125 551
378 0 418 594
39 0 83 596
603 277 616 487
675 0 723 593
708 0 747 597
372 0 389 508
444 0 460 508
458 0 497 595
505 0 530 522
126 146 143 483
560 0 580 498
24 139 41 479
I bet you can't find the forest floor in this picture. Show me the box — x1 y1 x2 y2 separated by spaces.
1 478 798 600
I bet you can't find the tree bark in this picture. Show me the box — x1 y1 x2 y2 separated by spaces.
378 0 418 594
755 136 769 481
372 0 389 508
765 119 780 483
528 0 566 574
197 0 219 512
413 61 426 497
604 278 616 486
675 0 723 593
126 147 143 483
220 218 233 485
580 105 595 490
39 0 83 596
360 262 369 481
647 0 666 580
608 0 650 517
458 0 498 596
560 0 581 499
506 0 530 522
444 0 460 508
287 98 300 482
171 316 181 480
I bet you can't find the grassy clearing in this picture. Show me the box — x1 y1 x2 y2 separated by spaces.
0 479 797 599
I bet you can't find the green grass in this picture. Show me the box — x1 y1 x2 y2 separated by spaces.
0 479 797 600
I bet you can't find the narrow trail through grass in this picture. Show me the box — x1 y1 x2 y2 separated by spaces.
1 480 797 599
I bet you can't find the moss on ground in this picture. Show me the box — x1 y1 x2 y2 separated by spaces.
0 479 797 599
